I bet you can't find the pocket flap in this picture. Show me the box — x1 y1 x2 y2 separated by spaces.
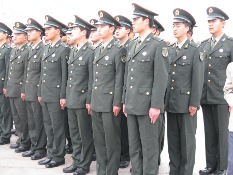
103 87 113 94
135 56 151 62
138 87 152 95
180 88 191 94
75 61 86 66
76 86 88 92
100 60 113 66
177 60 191 65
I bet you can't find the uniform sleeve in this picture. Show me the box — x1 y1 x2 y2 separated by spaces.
4 47 12 89
122 47 129 104
151 41 168 109
60 47 70 99
86 50 94 104
113 47 126 107
21 50 29 93
189 47 205 107
224 63 233 106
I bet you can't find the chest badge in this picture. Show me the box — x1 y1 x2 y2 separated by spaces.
52 54 55 57
142 51 147 56
182 56 187 60
105 56 109 60
79 57 82 60
34 55 37 58
219 49 223 53
162 47 168 58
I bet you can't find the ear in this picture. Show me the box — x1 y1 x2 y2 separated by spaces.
110 25 115 33
82 29 86 36
126 28 131 35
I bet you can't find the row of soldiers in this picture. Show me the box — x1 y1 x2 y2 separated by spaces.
0 3 232 175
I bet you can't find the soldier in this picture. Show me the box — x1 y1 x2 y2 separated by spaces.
89 19 102 48
66 22 76 48
20 18 47 160
90 10 125 175
62 23 74 155
114 15 132 169
37 15 70 168
151 18 164 36
0 22 12 145
165 8 204 175
5 22 31 152
122 3 168 174
151 18 166 167
63 15 95 175
199 7 233 175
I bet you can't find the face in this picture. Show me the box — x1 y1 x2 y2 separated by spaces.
115 26 129 40
71 26 84 42
208 18 224 35
13 33 27 45
97 24 114 40
66 33 75 45
44 26 60 41
173 22 189 39
90 30 101 43
27 29 41 42
132 17 148 33
0 31 7 41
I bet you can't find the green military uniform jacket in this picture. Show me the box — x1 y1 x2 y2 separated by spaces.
66 42 94 109
91 39 125 112
6 44 29 97
165 39 204 113
38 40 70 102
0 43 11 93
201 34 233 104
25 41 44 101
123 33 168 115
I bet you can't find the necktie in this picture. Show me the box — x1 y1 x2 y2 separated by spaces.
211 38 216 50
134 38 141 53
48 45 52 52
176 46 180 55
100 45 104 53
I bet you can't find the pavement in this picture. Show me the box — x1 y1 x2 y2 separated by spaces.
0 110 206 175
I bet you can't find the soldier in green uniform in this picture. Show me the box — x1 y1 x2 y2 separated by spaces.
0 22 12 145
199 7 233 175
151 18 164 37
165 8 204 175
122 3 168 174
37 15 70 168
114 15 132 169
63 15 95 175
91 10 125 175
20 18 47 160
89 19 102 48
6 22 31 152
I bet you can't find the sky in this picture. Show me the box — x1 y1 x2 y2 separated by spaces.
1 0 233 42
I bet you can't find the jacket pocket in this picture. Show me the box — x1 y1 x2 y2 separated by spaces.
138 87 152 95
180 88 191 95
103 87 114 95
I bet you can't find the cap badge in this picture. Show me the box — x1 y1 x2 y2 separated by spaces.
27 19 31 24
99 12 103 18
162 47 168 58
209 8 213 13
90 20 94 25
175 9 179 16
16 23 20 28
132 5 135 10
115 17 120 21
45 16 49 22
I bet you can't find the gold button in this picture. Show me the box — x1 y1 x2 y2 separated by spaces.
69 85 71 87
131 77 133 80
132 60 135 62
96 72 98 74
46 60 48 62
172 72 175 75
43 80 45 82
37 84 39 87
26 81 28 83
130 86 133 88
70 78 72 80
110 91 113 94
82 90 85 93
97 64 99 66
187 91 190 94
95 87 97 89
209 64 211 67
95 79 97 82
174 64 176 67
131 68 133 71
146 92 149 95
208 80 211 83
172 79 175 82
71 64 73 66
171 87 174 90
44 67 46 69
20 82 22 84
209 57 211 59
44 73 46 76
70 71 72 73
208 72 210 75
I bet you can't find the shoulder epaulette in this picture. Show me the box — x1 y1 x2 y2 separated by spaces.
189 41 198 48
227 36 233 41
153 35 163 42
201 38 209 44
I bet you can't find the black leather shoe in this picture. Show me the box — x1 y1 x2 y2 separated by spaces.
213 170 226 175
45 160 65 168
0 140 10 145
22 150 34 157
65 147 73 154
11 128 16 134
119 161 130 168
199 167 217 175
31 152 46 160
74 167 90 175
63 165 77 173
92 152 96 161
38 158 52 165
10 143 19 149
15 146 30 153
